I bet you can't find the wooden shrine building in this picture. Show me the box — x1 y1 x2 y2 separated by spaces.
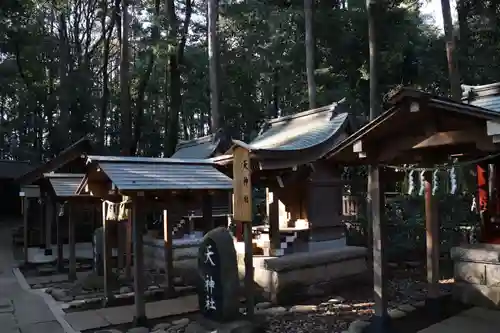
323 86 500 329
214 101 356 255
17 137 92 259
77 155 233 326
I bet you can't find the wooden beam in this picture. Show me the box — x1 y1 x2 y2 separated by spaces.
23 197 29 265
45 196 54 256
268 191 281 256
424 171 440 303
102 201 114 303
132 197 147 326
369 165 389 322
163 209 174 295
56 203 64 272
413 129 489 149
232 145 254 318
68 203 76 281
373 129 491 162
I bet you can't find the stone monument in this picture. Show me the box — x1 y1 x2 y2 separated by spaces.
197 227 240 322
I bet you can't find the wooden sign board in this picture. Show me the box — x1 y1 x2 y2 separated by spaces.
20 185 40 198
232 146 252 222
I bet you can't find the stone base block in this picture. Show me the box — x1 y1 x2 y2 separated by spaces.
453 282 500 308
243 246 367 304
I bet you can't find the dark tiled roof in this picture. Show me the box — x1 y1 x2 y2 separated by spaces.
0 160 34 179
462 83 500 112
17 136 92 185
248 101 349 152
171 134 219 159
86 155 232 191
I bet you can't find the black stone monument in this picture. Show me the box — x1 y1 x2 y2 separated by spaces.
93 227 104 275
197 227 240 322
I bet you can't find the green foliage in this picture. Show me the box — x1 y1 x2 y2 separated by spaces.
346 194 480 261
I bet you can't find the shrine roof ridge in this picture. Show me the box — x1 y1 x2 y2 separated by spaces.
86 155 215 165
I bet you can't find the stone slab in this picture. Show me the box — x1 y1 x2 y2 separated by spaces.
19 320 65 333
451 244 500 264
96 305 135 325
453 282 500 308
64 310 110 331
145 295 199 319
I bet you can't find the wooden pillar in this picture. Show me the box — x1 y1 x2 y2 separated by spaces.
268 191 280 256
23 197 29 265
368 165 389 330
102 201 114 303
232 146 254 318
424 171 440 305
202 191 213 232
163 209 174 295
39 198 45 247
68 202 77 281
56 203 64 272
45 196 54 256
477 163 489 242
132 197 147 326
125 210 132 280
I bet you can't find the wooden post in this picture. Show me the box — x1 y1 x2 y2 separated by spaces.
268 191 280 256
125 209 132 280
424 172 440 303
56 203 64 272
68 202 77 281
39 197 45 247
102 201 114 303
23 197 29 265
45 196 54 256
132 197 147 326
202 191 213 232
163 209 174 295
368 165 389 331
232 145 254 318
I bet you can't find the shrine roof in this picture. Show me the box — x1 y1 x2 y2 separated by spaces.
462 83 500 112
84 155 232 192
17 136 92 185
171 129 231 159
0 159 34 180
248 101 349 152
44 173 85 197
324 87 500 164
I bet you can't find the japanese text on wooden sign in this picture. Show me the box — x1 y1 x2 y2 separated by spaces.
232 146 252 222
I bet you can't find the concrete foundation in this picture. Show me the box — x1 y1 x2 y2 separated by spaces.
451 243 500 308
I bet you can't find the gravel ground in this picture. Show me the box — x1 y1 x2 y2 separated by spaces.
262 265 454 333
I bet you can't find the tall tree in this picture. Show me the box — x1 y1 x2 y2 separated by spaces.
120 0 132 155
207 0 221 131
441 0 461 100
303 0 316 109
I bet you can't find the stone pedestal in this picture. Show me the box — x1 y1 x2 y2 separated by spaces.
451 243 500 308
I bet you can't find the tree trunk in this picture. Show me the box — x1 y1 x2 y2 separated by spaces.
131 0 160 156
441 0 461 101
163 0 193 157
304 0 316 109
207 0 221 132
120 0 132 156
